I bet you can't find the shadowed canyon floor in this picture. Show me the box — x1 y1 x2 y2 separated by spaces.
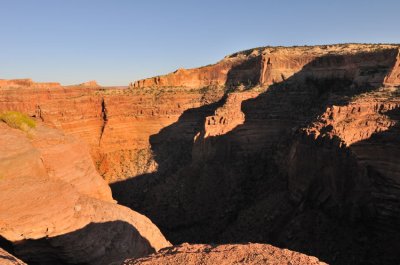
1 44 400 264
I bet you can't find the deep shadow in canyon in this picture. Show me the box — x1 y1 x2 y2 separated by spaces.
112 51 400 265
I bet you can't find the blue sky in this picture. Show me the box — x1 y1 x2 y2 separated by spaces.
1 0 399 86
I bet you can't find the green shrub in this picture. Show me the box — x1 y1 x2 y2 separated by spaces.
0 111 36 131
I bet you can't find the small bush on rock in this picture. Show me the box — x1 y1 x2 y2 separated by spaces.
0 111 36 131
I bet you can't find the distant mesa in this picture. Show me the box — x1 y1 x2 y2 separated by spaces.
78 80 100 87
0 79 102 89
0 78 61 89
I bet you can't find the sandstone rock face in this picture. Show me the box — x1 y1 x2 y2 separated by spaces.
130 52 261 89
123 243 327 265
384 48 400 86
95 88 224 182
0 122 170 265
288 90 400 231
0 248 27 265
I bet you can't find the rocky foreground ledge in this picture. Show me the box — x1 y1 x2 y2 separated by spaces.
123 243 327 265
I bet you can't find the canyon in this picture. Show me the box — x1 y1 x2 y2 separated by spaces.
1 44 400 264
